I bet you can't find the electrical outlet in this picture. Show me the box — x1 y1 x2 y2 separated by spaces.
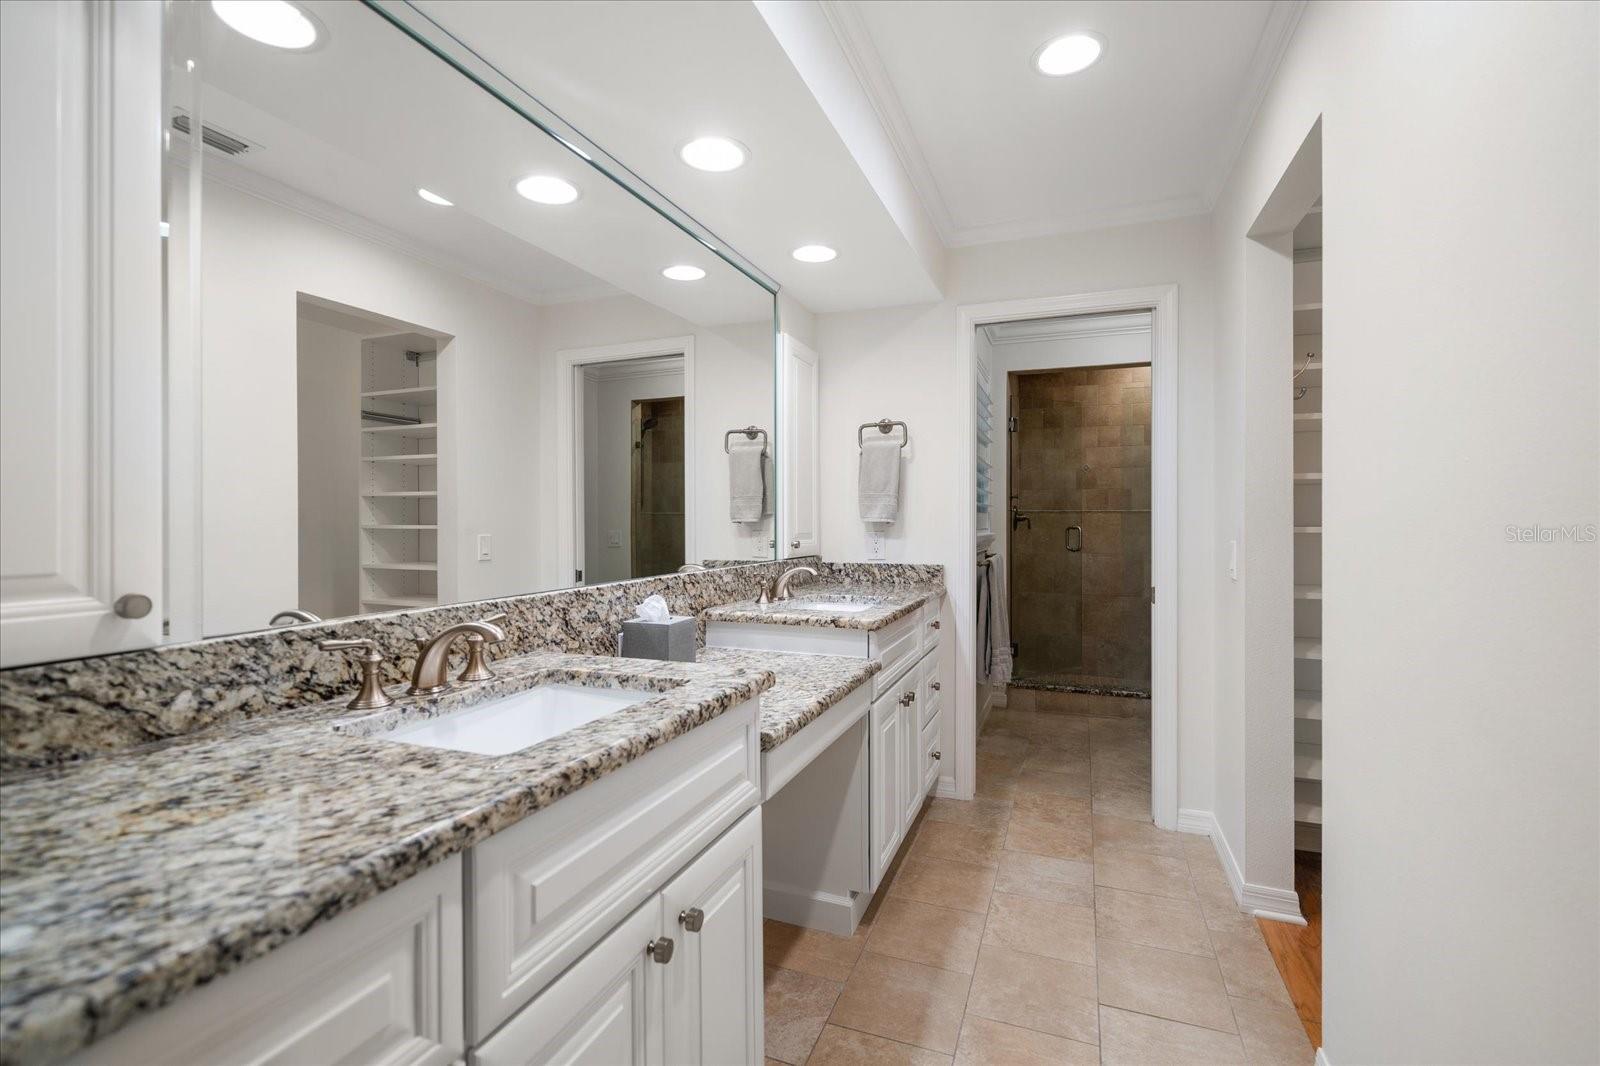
476 533 492 561
865 529 886 560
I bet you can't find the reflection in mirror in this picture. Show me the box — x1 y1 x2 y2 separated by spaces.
164 0 776 641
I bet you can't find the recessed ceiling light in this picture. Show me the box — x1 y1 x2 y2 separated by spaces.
1033 32 1104 77
515 175 580 205
416 188 453 207
679 136 748 173
791 244 837 263
210 0 321 50
662 265 706 282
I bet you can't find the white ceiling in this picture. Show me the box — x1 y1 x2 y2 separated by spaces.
825 0 1300 246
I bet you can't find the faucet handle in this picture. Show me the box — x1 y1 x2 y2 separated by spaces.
459 613 509 683
317 639 394 711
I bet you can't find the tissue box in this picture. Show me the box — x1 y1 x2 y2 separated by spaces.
619 615 697 662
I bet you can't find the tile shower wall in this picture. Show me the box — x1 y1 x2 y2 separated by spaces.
1010 366 1151 692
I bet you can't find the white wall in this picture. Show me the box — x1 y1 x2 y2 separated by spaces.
1210 2 1598 1060
295 317 362 619
813 213 1217 812
582 365 686 584
187 177 545 636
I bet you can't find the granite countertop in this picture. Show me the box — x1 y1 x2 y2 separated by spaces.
701 580 943 632
698 648 880 751
0 653 774 1066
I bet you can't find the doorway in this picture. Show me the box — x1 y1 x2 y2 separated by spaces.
630 396 686 577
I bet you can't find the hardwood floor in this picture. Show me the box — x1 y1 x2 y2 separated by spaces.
1259 849 1323 1049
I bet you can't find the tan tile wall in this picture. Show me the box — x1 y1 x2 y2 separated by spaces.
1010 366 1151 689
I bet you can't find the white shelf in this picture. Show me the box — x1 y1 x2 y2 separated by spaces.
1294 691 1323 721
1294 526 1323 534
1294 473 1323 484
362 491 438 498
361 385 437 401
1294 413 1323 431
361 595 436 610
1294 637 1323 661
1294 742 1323 782
362 524 438 531
1294 585 1322 600
1294 303 1322 334
362 421 437 436
1295 779 1322 825
362 453 437 465
362 561 437 572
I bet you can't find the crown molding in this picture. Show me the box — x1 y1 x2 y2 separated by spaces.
581 356 685 382
982 314 1152 346
1203 0 1310 208
175 153 618 309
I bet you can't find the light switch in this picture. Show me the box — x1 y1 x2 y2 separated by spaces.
607 530 622 548
476 533 492 561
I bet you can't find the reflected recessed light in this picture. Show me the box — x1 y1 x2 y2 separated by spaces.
791 244 837 263
662 265 706 282
515 175 580 205
417 188 453 207
210 0 321 50
679 136 748 173
1033 32 1104 76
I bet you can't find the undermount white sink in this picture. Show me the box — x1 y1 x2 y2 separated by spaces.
381 683 651 756
788 600 878 614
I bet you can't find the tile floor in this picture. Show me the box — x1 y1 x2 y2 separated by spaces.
762 689 1314 1065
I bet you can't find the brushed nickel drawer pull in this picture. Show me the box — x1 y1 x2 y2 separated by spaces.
679 908 704 932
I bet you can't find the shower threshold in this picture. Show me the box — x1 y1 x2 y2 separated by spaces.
1010 674 1151 700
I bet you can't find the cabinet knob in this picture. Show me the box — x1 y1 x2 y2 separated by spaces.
930 681 941 691
114 594 152 619
933 751 942 760
647 937 675 964
679 907 705 932
928 619 940 630
790 539 801 549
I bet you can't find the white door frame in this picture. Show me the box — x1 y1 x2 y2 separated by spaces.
555 336 695 585
776 333 819 558
955 286 1179 828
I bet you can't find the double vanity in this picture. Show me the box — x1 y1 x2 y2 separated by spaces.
0 563 946 1066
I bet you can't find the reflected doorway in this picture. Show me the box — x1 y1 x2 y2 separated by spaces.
630 396 686 577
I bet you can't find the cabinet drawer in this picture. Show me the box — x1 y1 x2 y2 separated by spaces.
470 703 760 1038
919 651 942 728
919 598 943 653
870 612 920 698
71 857 464 1066
921 715 942 795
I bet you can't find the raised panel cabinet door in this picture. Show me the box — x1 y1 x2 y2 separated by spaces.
869 688 903 890
659 809 763 1066
475 900 663 1066
777 335 819 558
0 0 164 667
898 675 922 835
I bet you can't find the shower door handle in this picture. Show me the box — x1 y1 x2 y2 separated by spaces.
1065 525 1083 553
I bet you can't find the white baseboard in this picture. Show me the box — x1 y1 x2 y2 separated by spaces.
1181 809 1307 925
1315 1048 1331 1066
763 881 864 937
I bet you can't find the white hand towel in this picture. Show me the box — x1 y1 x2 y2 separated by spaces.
728 439 766 522
858 437 901 522
983 558 1014 685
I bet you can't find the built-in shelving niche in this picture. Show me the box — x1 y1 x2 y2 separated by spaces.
360 333 438 613
1292 246 1323 853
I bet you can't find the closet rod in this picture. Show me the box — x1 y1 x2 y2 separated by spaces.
1016 508 1151 514
361 410 423 426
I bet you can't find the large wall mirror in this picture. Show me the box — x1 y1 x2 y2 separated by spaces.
164 0 778 642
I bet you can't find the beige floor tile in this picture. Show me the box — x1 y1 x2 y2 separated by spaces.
992 850 1095 907
887 856 997 914
1022 745 1089 774
1230 997 1315 1064
1098 1005 1248 1065
1091 778 1155 820
764 919 865 983
807 1024 952 1066
976 733 1030 758
1005 808 1093 861
954 1015 1099 1065
864 897 985 973
1092 813 1187 857
1210 929 1294 1006
1095 886 1214 956
964 942 1099 1044
1095 847 1196 900
983 891 1096 965
764 966 844 1064
973 773 1019 802
1201 895 1261 935
1014 767 1090 799
1182 831 1226 871
975 752 1023 783
911 820 1006 868
828 952 971 1055
1096 938 1237 1033
923 797 1013 831
1002 687 1037 711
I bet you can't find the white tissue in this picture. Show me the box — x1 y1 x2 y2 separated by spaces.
634 594 671 623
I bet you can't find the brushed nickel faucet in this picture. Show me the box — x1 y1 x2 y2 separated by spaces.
758 565 819 605
271 608 322 626
317 638 394 711
407 614 507 696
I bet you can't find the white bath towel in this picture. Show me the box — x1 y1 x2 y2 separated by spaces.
858 437 901 522
980 558 1014 685
728 439 766 522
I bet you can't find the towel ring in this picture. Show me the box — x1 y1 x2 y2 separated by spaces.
857 418 909 450
724 425 769 454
